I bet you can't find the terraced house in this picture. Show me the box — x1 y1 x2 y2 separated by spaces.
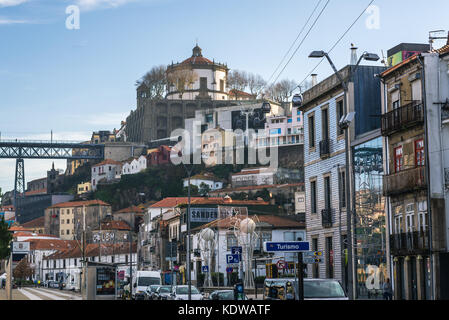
381 43 449 300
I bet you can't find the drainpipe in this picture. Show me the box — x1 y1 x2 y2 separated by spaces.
417 54 435 300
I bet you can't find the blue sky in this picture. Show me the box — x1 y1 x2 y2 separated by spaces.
0 0 448 192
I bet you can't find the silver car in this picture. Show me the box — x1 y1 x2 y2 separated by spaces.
264 278 348 300
169 285 204 300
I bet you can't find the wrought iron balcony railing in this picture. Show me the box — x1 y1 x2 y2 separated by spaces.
321 208 333 228
389 231 429 255
319 138 331 158
383 166 427 196
381 101 424 136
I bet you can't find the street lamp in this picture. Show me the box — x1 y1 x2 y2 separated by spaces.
309 49 379 300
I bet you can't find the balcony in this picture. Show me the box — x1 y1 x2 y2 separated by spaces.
383 166 427 196
321 209 333 228
319 138 331 158
381 101 424 136
389 231 429 256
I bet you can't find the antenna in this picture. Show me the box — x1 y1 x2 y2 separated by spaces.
429 30 447 51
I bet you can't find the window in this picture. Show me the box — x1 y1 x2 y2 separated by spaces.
67 219 70 224
415 139 425 166
324 176 331 211
405 203 415 233
394 146 403 173
310 180 317 214
220 79 224 92
61 230 64 235
312 238 319 281
322 108 329 140
339 171 346 209
336 100 344 136
200 77 207 91
418 201 428 233
394 206 403 234
226 233 238 250
66 230 70 235
61 219 64 224
308 115 315 148
325 237 334 278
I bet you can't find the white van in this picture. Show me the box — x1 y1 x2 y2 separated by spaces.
132 271 161 299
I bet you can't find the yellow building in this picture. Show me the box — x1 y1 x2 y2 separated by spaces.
77 182 92 195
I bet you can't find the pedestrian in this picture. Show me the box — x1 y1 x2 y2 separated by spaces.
383 278 393 300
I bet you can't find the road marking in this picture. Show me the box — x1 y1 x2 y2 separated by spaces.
18 288 43 300
25 287 66 300
38 287 82 300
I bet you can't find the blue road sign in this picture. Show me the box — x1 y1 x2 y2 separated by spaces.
226 267 233 273
226 254 240 264
201 266 209 273
264 241 310 253
231 246 242 255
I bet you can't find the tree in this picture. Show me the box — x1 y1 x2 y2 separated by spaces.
227 70 248 99
167 68 199 99
136 65 168 99
265 79 298 104
13 257 34 282
246 73 266 98
0 216 12 260
199 182 211 197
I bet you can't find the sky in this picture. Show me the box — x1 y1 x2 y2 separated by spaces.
0 0 448 193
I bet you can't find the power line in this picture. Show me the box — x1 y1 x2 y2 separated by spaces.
295 0 376 91
270 0 331 87
265 0 324 86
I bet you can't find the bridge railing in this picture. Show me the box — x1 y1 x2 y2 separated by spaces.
0 139 86 144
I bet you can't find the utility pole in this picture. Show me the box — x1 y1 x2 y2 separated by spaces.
297 251 304 301
129 230 132 298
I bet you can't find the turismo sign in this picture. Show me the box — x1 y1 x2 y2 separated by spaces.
263 241 310 253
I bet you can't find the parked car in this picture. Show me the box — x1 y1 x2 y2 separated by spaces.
168 285 204 300
153 285 172 300
208 290 250 300
47 280 59 289
263 278 348 300
145 285 161 300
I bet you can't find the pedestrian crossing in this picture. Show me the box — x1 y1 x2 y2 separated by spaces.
18 287 82 300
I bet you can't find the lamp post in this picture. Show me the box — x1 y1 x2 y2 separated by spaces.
308 50 379 300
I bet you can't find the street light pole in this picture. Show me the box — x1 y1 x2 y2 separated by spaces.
308 50 379 300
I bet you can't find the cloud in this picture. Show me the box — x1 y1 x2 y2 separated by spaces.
0 18 31 25
75 0 139 11
0 0 28 7
78 112 128 127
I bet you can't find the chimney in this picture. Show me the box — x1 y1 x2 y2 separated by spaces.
350 44 358 65
311 74 318 86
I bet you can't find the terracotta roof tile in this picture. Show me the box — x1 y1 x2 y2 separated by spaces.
97 220 131 231
92 159 122 168
115 205 145 214
21 216 45 228
48 199 110 209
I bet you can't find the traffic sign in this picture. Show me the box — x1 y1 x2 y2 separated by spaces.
201 266 209 273
264 241 310 253
226 254 240 264
231 246 242 255
226 267 233 273
304 257 324 264
304 251 323 257
276 260 287 270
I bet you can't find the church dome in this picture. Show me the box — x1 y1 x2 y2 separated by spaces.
181 45 213 65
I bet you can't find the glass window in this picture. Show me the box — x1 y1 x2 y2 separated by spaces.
304 280 346 298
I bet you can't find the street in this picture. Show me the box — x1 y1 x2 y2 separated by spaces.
0 287 82 301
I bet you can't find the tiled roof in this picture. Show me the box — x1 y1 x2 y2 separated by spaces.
48 199 110 209
1 205 15 211
115 205 145 214
189 198 269 206
191 214 304 232
187 173 223 182
8 226 33 232
150 197 212 208
43 243 137 260
212 183 304 193
25 239 79 251
97 220 131 231
25 189 47 196
228 89 254 98
21 216 45 228
92 159 122 168
435 44 449 55
181 56 213 65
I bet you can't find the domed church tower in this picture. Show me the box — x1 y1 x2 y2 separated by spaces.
166 44 229 101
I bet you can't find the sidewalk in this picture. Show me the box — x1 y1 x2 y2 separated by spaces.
0 288 30 300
